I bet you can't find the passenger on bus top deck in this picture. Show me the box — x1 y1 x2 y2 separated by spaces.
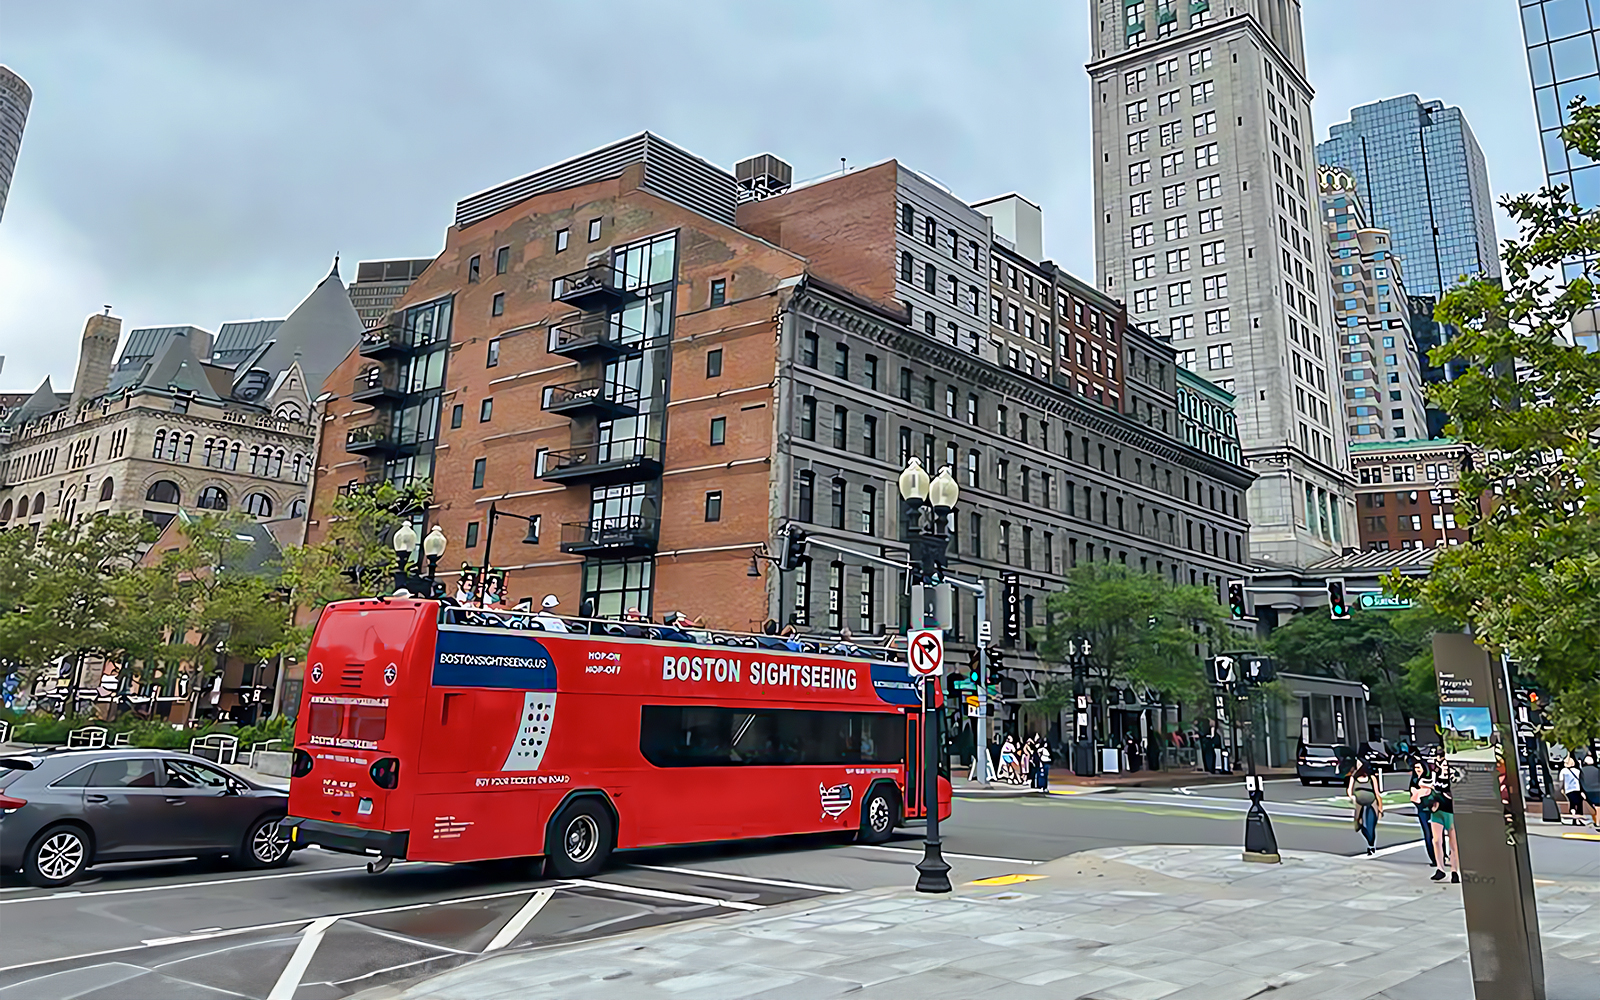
831 628 862 657
455 574 476 607
533 594 569 632
624 607 646 622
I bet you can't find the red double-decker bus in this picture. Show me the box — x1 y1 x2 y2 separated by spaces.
282 599 950 876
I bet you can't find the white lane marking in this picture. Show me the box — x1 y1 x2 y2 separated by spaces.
266 915 338 1000
631 865 850 894
0 861 433 906
850 844 1044 865
561 878 764 911
482 889 554 952
1079 793 1417 826
1369 840 1427 858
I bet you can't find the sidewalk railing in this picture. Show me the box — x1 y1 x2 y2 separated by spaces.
189 733 239 764
67 725 107 749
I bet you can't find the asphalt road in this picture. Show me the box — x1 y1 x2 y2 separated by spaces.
0 778 1593 1000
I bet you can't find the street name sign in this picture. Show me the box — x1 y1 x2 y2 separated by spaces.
1359 593 1413 611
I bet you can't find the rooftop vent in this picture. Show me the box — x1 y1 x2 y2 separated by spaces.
734 153 793 203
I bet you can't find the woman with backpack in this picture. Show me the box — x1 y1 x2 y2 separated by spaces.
1348 758 1383 855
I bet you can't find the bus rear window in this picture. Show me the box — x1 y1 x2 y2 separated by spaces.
641 706 905 767
308 702 342 737
349 704 387 743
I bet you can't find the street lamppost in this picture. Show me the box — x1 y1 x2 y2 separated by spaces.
391 522 419 594
897 456 956 895
422 525 447 594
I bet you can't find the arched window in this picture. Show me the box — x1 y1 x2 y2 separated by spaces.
179 434 194 463
242 492 273 517
202 438 215 466
275 402 303 421
145 480 181 505
98 478 114 502
0 499 11 523
153 430 166 458
290 455 302 483
228 442 240 470
268 450 284 478
165 432 179 461
289 497 306 518
197 486 228 510
249 447 262 475
32 493 45 515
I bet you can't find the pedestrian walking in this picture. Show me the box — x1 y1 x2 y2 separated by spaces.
1408 760 1438 866
1560 757 1584 824
1422 762 1459 883
1349 758 1383 855
999 736 1021 784
1035 739 1053 789
1581 753 1600 828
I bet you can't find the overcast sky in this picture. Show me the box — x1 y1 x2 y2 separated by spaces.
0 1 1540 391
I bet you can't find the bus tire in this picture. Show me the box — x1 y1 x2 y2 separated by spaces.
545 799 613 878
857 785 897 844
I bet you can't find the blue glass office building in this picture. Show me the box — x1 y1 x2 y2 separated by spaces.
1316 96 1500 301
1521 0 1600 352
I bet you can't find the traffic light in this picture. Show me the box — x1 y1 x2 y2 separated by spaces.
1326 577 1350 620
1241 655 1277 684
778 526 809 572
1209 655 1237 686
967 647 982 680
998 671 1019 700
1227 579 1247 620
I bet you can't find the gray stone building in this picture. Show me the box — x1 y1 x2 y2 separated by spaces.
0 263 365 533
1088 0 1355 568
347 258 436 329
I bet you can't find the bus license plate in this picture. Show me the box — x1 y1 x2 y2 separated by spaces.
358 798 373 816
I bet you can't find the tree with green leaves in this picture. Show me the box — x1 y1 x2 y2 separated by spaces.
1030 563 1233 731
1392 100 1600 751
0 515 160 710
1265 605 1453 736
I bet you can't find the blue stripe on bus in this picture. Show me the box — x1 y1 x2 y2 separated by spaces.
432 629 557 690
870 662 923 706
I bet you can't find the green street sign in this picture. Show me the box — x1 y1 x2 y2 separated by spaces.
1359 593 1413 611
952 680 977 692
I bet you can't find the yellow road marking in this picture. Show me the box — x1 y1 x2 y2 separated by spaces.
968 874 1048 886
1561 832 1600 841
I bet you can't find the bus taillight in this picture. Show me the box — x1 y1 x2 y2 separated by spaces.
370 756 400 790
291 748 314 778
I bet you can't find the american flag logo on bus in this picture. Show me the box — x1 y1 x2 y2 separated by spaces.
820 782 853 819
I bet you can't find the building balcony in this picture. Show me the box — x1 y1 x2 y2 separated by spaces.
357 322 425 359
559 514 660 556
547 317 641 360
350 370 407 404
540 436 664 487
553 263 630 310
542 378 640 419
345 424 403 456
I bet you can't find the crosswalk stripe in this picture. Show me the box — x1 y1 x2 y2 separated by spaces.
482 889 554 952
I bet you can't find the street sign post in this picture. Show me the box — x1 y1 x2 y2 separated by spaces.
907 628 945 678
1358 593 1414 611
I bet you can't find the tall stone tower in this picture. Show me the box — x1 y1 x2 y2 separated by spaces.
70 311 121 410
0 65 31 223
1087 0 1354 567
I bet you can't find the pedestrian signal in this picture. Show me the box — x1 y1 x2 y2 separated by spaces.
1209 655 1237 686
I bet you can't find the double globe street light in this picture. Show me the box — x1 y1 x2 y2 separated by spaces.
896 456 958 894
392 523 449 597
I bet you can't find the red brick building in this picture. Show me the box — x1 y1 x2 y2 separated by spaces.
1349 439 1475 551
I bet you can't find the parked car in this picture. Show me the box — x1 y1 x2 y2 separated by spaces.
1297 743 1358 786
1356 740 1397 773
0 748 291 887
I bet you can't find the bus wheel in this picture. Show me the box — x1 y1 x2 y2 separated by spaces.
857 786 897 844
546 799 613 878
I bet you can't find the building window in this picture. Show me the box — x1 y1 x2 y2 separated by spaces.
1207 343 1233 370
802 331 818 367
859 567 875 632
465 521 480 548
556 229 569 252
451 404 464 429
486 338 500 367
1203 274 1228 299
710 417 726 446
800 397 816 440
588 217 602 242
798 471 815 522
710 278 726 307
900 203 914 233
472 458 486 489
491 292 504 316
495 246 510 274
834 343 849 378
900 250 914 282
899 425 913 465
581 557 654 620
862 415 877 458
197 486 228 510
899 367 912 401
1193 111 1217 134
861 485 877 535
832 406 848 449
831 479 846 529
242 492 273 517
479 398 493 423
828 561 844 630
468 255 480 282
706 348 723 378
705 490 722 522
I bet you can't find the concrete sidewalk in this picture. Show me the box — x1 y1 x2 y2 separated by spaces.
354 845 1600 1000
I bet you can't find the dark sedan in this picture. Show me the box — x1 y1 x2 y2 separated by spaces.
1297 743 1358 786
0 748 291 887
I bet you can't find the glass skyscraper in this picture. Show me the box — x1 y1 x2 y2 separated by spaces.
1316 96 1500 301
1520 0 1600 352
